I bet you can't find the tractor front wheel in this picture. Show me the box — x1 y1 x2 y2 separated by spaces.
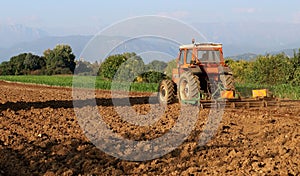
178 71 200 104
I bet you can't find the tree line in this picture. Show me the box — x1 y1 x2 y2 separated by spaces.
97 52 168 83
0 44 77 75
2 43 299 86
226 49 300 86
0 45 170 83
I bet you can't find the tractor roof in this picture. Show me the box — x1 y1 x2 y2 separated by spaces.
179 42 222 49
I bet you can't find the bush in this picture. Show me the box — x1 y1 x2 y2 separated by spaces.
98 53 129 80
139 71 166 83
114 55 145 81
227 52 298 85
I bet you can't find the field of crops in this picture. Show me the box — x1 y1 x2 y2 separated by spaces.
0 75 299 99
0 75 158 92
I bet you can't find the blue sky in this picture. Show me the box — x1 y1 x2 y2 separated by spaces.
1 0 300 35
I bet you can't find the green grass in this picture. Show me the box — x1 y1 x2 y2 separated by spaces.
0 75 74 87
1 75 299 99
0 75 158 92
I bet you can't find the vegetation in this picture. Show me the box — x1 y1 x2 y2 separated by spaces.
99 52 167 83
0 44 76 75
0 43 299 99
0 53 46 75
43 44 76 75
227 49 300 99
98 53 129 80
0 75 159 92
165 59 177 78
226 50 300 86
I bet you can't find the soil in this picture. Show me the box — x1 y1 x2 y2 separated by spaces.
0 81 299 175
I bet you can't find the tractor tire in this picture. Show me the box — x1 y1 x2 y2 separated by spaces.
220 74 235 90
158 79 175 105
177 71 200 103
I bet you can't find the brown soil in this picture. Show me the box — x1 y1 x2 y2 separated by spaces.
0 81 299 175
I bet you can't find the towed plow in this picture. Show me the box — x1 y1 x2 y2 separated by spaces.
199 98 282 109
177 89 299 109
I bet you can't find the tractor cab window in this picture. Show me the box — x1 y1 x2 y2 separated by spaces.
186 49 192 64
197 50 221 63
179 50 185 64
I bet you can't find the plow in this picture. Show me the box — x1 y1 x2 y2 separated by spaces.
175 90 289 109
199 98 279 109
157 39 298 109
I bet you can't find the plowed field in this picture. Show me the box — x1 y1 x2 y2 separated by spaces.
0 81 299 175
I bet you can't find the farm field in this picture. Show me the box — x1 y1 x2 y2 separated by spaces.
0 80 299 175
0 75 158 93
1 75 300 99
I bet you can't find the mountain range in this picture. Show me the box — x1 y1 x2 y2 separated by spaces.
0 24 48 48
1 23 300 63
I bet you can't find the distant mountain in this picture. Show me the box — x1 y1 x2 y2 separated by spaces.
1 34 300 64
80 35 179 63
0 35 179 63
0 24 48 48
267 48 300 57
1 22 300 63
0 35 92 62
226 53 258 60
227 48 300 61
194 22 300 56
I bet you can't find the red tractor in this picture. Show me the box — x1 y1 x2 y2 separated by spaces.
158 40 237 105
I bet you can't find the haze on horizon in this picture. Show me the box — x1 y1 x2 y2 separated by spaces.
1 0 300 35
1 0 300 61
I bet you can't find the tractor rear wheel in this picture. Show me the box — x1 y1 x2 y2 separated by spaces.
158 79 175 105
178 71 200 103
220 74 235 90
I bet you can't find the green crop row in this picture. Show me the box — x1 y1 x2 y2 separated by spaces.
1 75 299 99
0 75 159 93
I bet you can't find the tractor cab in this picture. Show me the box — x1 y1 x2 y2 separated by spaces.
172 42 227 84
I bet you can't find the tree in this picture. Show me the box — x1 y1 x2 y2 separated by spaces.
227 53 294 85
75 60 93 75
99 52 139 80
23 53 46 73
291 49 300 85
9 53 27 75
249 54 292 85
145 60 167 72
91 61 101 76
226 59 254 83
0 61 13 75
44 44 76 75
115 54 145 81
165 59 177 78
0 53 46 75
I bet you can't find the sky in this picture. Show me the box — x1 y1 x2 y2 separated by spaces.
1 0 300 35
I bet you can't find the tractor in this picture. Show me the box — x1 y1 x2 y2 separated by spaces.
158 39 238 105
